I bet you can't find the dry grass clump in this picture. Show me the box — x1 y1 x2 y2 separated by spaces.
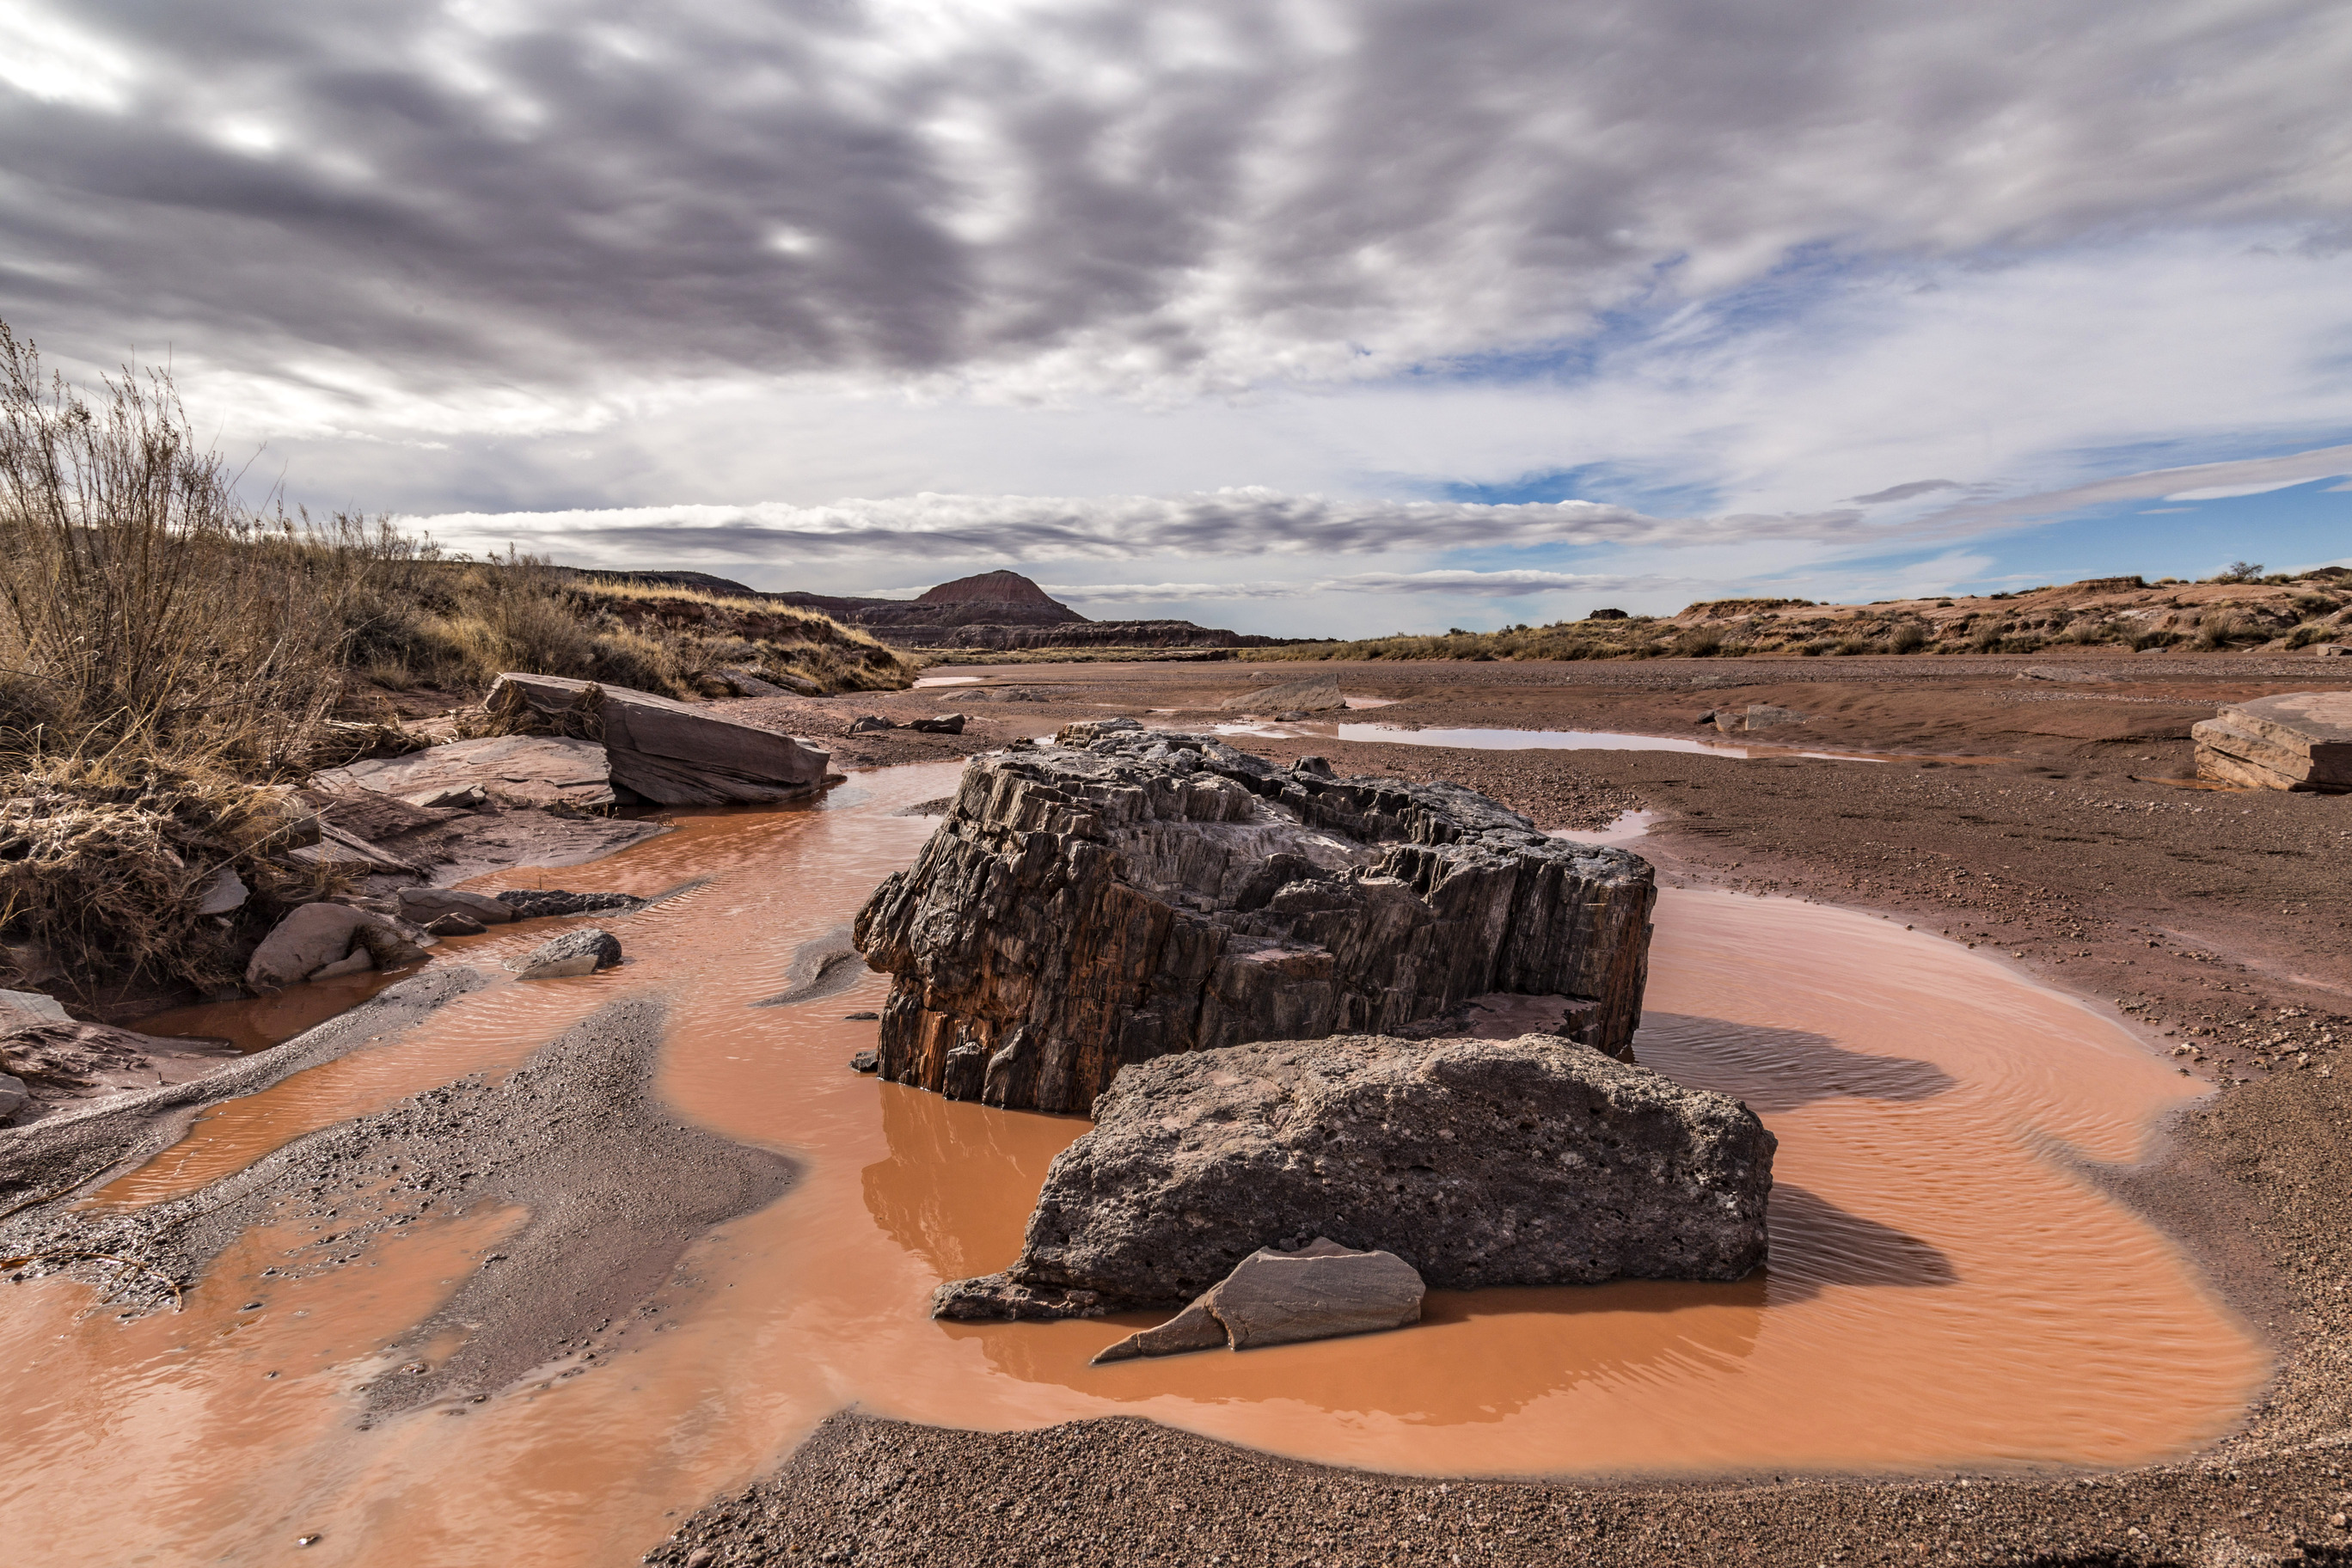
0 751 335 989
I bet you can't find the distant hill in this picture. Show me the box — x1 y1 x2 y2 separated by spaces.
575 567 1277 652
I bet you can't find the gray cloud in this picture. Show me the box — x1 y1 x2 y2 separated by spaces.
1847 480 1963 505
407 488 1868 567
3 0 2348 416
1046 570 1682 603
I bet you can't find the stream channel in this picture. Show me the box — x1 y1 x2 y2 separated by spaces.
0 759 2269 1565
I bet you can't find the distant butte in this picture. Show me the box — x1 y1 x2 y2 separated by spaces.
915 570 1072 611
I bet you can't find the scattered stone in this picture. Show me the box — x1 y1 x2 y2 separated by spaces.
2194 691 2352 792
903 714 967 734
0 1072 26 1121
1093 1240 1424 1362
2315 644 2350 658
400 783 489 810
316 734 621 812
505 927 622 979
1219 676 1345 714
848 1050 880 1073
843 1012 880 1021
247 904 429 992
935 1032 1773 1317
0 988 72 1030
2021 665 2117 683
492 889 644 920
424 913 487 937
482 673 836 806
855 731 1654 1113
848 716 894 733
194 865 248 916
396 887 517 927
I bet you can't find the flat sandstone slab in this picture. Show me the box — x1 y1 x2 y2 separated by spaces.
2195 691 2352 790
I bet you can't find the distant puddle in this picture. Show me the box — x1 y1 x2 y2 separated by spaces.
1214 720 1998 766
0 766 2266 1565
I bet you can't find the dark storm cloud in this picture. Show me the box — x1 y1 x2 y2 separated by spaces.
3 0 2348 405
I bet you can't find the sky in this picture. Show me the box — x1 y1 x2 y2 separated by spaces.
3 0 2349 636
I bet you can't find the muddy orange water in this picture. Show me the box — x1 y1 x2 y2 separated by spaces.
0 763 2268 1565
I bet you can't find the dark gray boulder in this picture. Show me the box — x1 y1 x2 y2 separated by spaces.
934 1032 1773 1318
854 729 1655 1114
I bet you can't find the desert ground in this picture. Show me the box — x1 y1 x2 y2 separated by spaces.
652 649 2352 1566
6 648 2349 1567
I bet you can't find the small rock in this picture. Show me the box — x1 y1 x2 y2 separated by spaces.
849 1049 880 1073
397 887 516 927
0 1072 28 1122
843 1011 880 1020
194 865 248 916
505 928 622 980
493 889 643 920
848 715 895 733
249 903 417 992
308 950 375 982
424 912 487 937
1093 1240 1424 1363
399 782 489 810
903 713 966 734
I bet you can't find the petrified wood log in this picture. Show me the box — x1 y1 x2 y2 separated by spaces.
2193 691 2352 793
934 1032 1775 1318
852 728 1654 1114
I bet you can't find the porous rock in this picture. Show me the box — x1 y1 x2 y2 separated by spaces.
2194 691 2352 792
1093 1239 1424 1362
396 886 516 927
854 729 1654 1114
506 927 622 979
935 1032 1773 1318
493 889 645 920
485 672 833 805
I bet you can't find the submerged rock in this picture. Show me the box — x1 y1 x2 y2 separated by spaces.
1093 1240 1424 1362
854 729 1654 1114
493 889 644 920
506 927 622 979
2194 691 2352 793
937 1032 1773 1317
396 887 516 927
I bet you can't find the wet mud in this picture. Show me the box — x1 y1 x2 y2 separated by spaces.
0 752 2286 1565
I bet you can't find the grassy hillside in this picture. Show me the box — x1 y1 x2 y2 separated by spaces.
1259 572 2352 663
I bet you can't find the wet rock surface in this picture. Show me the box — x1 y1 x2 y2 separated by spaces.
244 903 431 991
854 730 1655 1114
938 1032 1773 1317
493 888 646 920
1093 1238 1424 1361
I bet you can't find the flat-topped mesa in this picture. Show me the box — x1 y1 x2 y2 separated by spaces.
851 726 1655 1115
